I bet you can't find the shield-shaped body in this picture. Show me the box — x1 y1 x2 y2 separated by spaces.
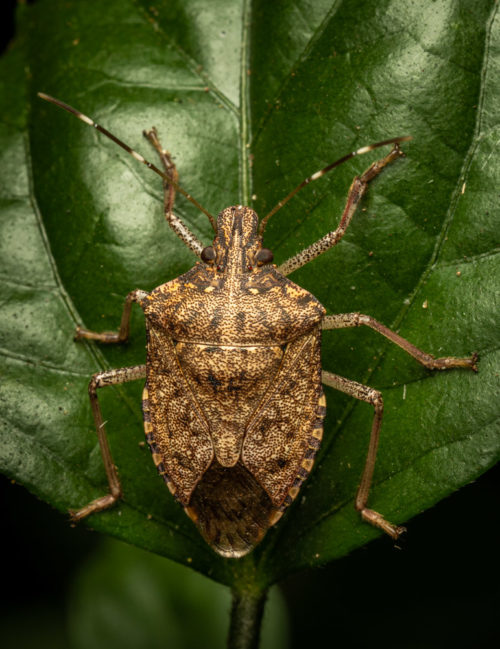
141 207 326 557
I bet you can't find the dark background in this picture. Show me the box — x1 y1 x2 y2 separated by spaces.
0 0 18 55
1 3 498 648
3 465 499 647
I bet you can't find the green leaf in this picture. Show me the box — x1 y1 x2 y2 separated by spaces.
1 0 498 588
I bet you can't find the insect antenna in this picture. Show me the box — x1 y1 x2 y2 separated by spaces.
258 135 412 235
37 92 216 231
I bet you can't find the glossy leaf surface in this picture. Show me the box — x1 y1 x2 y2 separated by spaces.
1 0 498 586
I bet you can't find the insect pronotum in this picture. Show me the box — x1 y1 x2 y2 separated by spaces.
38 92 478 558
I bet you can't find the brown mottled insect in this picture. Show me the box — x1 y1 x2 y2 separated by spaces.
39 93 478 558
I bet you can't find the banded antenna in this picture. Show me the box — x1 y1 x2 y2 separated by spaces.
258 135 412 235
37 92 216 231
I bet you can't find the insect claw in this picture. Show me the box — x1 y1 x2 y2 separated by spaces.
73 326 83 341
393 524 407 539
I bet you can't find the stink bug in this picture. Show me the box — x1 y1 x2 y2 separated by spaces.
38 93 478 558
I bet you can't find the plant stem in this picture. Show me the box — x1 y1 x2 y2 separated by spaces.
227 586 268 649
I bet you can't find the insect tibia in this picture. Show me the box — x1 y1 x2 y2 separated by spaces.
259 135 412 234
37 92 215 229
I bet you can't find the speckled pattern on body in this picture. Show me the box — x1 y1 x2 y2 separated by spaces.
141 207 326 557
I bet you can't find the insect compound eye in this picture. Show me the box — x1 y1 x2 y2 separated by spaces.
255 248 274 265
201 246 216 263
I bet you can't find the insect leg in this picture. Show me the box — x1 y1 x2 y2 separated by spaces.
144 127 205 257
37 93 216 229
323 314 478 371
71 364 147 520
278 145 404 276
322 370 405 539
75 289 148 344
